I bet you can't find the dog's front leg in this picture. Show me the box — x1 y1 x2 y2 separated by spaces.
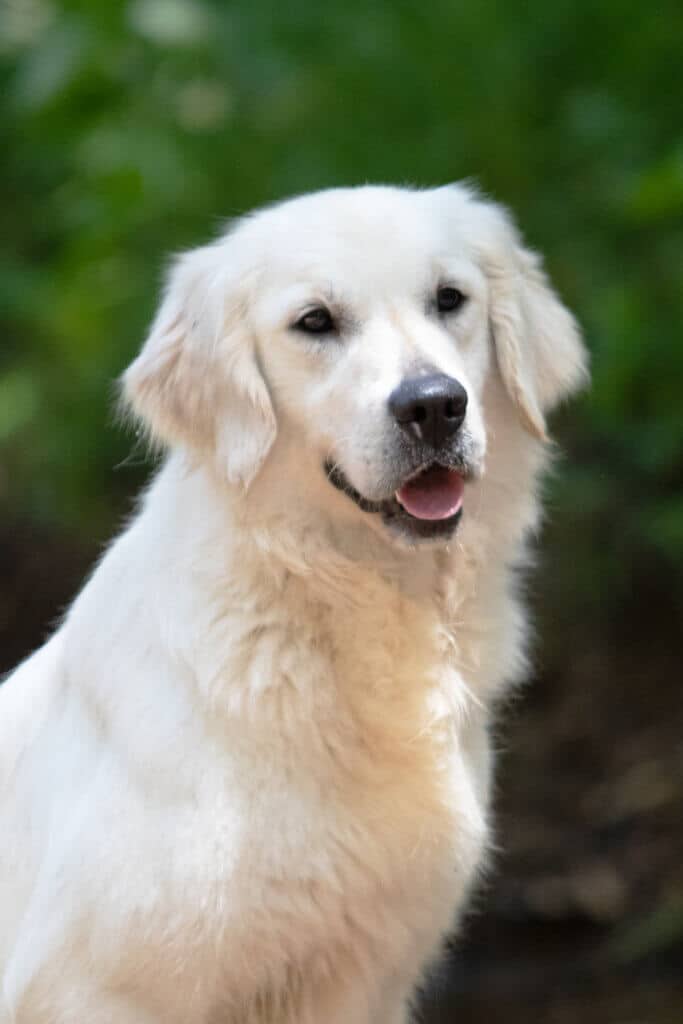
314 978 413 1024
2 982 161 1024
323 995 412 1024
374 984 415 1024
3 899 163 1024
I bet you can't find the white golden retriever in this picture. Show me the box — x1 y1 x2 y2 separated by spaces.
0 185 587 1023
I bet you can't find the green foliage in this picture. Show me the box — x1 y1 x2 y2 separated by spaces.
1 0 682 617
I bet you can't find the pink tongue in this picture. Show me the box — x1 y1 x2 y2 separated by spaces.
396 466 465 521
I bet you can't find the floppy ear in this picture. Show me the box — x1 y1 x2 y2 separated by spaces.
484 207 588 440
122 243 276 488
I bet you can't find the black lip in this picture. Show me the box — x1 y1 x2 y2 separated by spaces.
324 461 387 514
324 460 464 541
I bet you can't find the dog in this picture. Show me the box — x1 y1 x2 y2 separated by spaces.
0 184 587 1023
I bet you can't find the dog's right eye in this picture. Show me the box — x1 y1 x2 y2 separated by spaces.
293 308 335 335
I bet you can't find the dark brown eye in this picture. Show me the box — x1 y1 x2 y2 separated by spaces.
294 307 335 335
436 286 466 313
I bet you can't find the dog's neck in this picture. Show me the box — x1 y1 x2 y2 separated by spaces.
126 420 542 714
158 448 449 605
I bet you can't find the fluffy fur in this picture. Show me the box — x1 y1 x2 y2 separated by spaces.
0 184 587 1023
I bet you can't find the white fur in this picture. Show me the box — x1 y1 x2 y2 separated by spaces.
0 185 587 1023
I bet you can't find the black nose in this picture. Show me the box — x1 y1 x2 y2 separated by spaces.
388 373 468 449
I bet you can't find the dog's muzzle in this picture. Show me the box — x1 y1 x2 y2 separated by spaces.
324 458 469 543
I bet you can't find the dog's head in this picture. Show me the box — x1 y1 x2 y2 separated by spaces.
123 185 587 546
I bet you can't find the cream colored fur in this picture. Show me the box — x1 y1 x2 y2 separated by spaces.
0 185 587 1023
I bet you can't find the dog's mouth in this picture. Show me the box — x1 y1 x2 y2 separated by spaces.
324 460 467 542
394 464 464 520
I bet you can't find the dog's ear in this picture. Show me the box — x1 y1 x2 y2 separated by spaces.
122 243 276 488
483 205 588 440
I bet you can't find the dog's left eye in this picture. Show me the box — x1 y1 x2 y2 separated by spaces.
293 308 336 335
436 286 466 313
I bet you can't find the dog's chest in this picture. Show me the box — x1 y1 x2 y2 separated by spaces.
188 581 489 985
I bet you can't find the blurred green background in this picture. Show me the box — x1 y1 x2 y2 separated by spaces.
1 1 682 1020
